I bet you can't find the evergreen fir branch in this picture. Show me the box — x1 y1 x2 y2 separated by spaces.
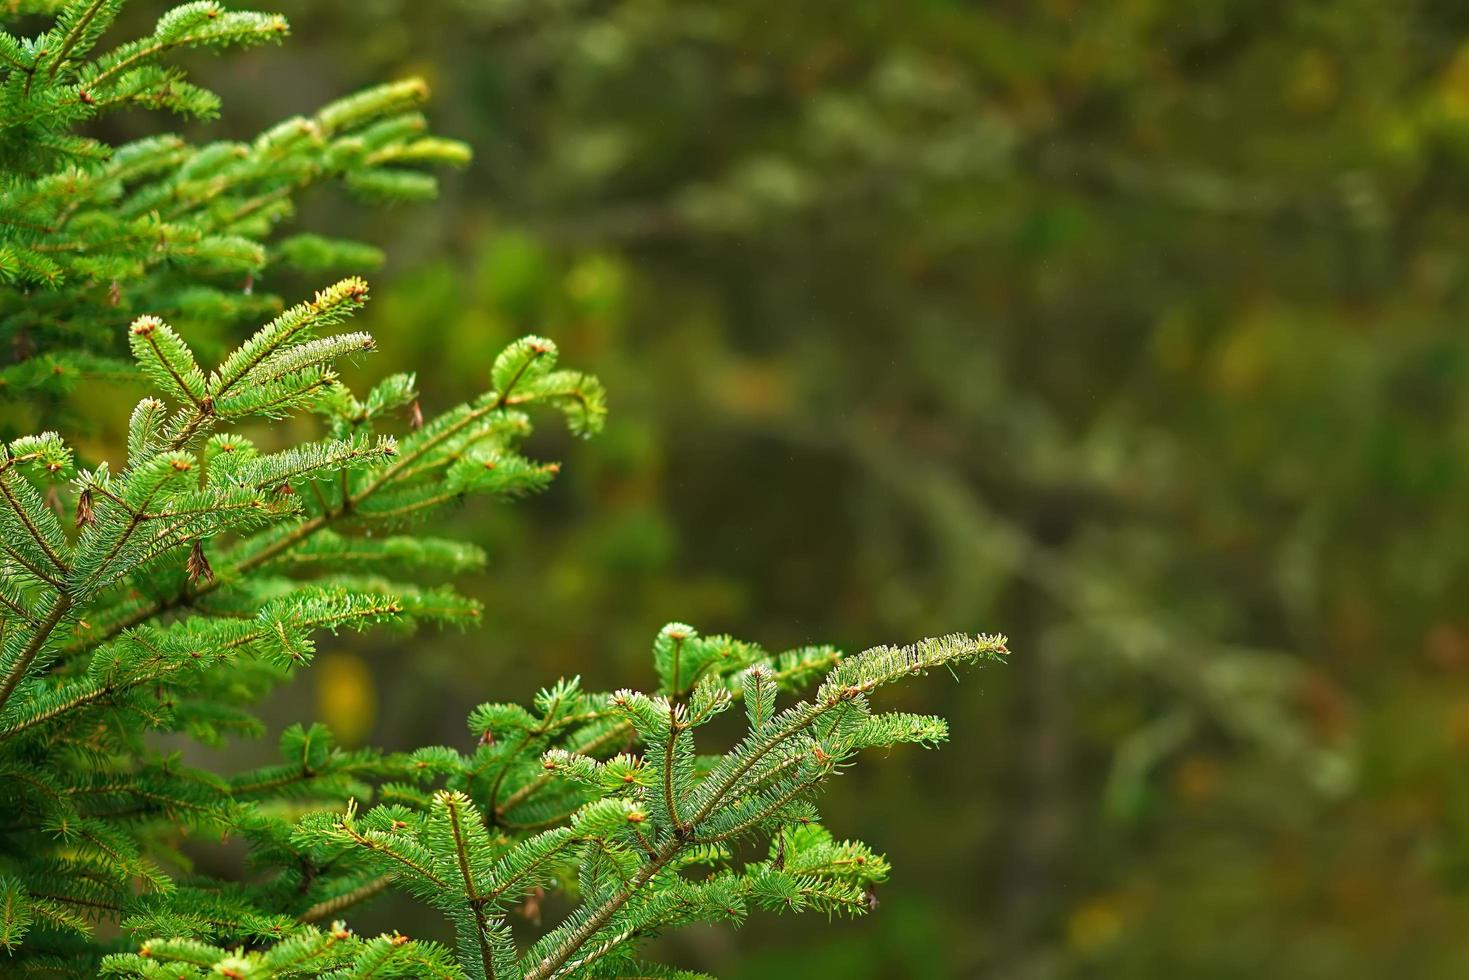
126 316 208 406
207 277 369 401
0 257 648 974
0 596 75 718
58 329 597 662
263 627 1006 980
80 7 289 96
229 436 397 494
43 0 123 82
0 874 31 950
265 530 486 577
295 876 391 926
98 922 464 978
0 3 469 414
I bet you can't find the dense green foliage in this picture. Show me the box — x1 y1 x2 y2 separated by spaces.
100 628 1002 979
1 0 468 410
0 3 1001 977
0 276 606 973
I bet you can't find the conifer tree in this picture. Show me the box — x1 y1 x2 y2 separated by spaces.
1 0 469 403
0 3 1006 976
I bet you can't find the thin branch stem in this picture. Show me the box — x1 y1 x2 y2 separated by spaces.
523 843 675 980
295 875 391 924
0 594 72 718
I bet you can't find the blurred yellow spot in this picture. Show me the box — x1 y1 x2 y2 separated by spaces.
316 651 377 747
1067 895 1125 952
1441 44 1469 118
1287 49 1338 113
714 361 792 420
1444 698 1469 752
565 255 625 315
1211 317 1272 394
1172 755 1222 805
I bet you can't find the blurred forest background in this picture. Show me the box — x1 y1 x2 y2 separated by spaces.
65 0 1469 976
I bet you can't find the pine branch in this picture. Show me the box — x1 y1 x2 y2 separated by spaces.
1 4 470 414
287 628 1003 980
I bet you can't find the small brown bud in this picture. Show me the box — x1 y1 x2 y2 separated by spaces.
407 398 423 431
186 540 213 585
75 487 95 528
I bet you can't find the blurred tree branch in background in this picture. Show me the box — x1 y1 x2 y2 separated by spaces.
91 0 1469 976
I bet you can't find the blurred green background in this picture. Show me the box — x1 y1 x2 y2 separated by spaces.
102 0 1469 976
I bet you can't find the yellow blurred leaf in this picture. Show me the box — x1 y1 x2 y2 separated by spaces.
1066 894 1126 953
1211 316 1273 395
1287 49 1339 114
315 651 377 747
1441 43 1469 118
714 360 793 420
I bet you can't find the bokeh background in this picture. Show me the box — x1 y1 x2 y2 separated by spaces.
97 1 1469 976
